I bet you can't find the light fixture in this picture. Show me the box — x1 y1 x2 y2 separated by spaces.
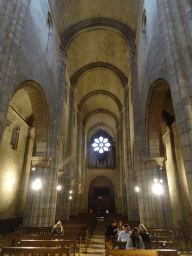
69 190 72 194
152 183 163 195
69 196 72 200
32 179 41 190
31 167 36 171
154 178 158 183
57 185 61 190
135 186 140 192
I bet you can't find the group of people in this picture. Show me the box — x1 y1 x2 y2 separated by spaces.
106 220 151 249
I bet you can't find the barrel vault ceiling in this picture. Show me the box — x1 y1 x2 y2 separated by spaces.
53 0 142 139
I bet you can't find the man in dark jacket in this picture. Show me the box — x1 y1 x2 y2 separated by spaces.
106 220 117 237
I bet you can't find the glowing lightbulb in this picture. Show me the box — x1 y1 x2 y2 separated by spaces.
32 179 41 190
152 183 163 195
135 186 140 192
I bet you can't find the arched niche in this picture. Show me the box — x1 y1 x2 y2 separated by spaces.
88 175 115 215
0 80 49 221
145 78 191 230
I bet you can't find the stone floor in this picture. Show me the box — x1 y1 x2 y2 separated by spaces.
82 219 105 256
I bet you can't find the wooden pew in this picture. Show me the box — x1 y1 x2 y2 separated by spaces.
106 249 178 256
18 239 79 255
106 240 126 249
0 247 71 256
147 229 180 250
15 226 89 252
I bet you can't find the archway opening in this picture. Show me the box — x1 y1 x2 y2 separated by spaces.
88 176 115 216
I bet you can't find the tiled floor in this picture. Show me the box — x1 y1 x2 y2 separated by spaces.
82 219 105 256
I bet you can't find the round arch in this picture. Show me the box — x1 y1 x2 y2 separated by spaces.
13 80 49 151
71 62 128 89
87 123 116 141
145 78 170 157
78 90 123 112
61 17 135 51
83 109 119 128
88 175 115 214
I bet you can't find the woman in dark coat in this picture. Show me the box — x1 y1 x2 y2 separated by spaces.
139 224 151 248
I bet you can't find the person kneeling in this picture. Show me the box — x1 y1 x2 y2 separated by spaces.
126 227 144 249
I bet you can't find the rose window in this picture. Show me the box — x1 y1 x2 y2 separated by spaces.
92 136 110 154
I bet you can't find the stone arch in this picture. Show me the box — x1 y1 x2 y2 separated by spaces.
78 90 123 112
88 175 116 214
87 123 116 141
0 80 49 222
71 62 128 89
145 78 170 157
61 17 135 51
83 109 119 128
13 80 49 155
145 78 191 230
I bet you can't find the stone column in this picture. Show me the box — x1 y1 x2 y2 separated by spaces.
116 114 124 214
162 126 184 228
75 111 82 213
129 46 145 224
0 0 32 143
81 128 87 213
23 47 68 226
157 0 192 206
123 86 139 220
17 127 35 216
138 158 172 228
172 123 192 230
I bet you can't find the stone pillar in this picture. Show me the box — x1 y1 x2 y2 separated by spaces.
138 158 172 228
116 112 124 214
129 46 145 224
75 111 82 213
0 0 31 143
81 128 87 213
123 86 139 220
157 0 192 206
23 47 68 226
172 123 192 229
162 126 184 228
17 127 35 216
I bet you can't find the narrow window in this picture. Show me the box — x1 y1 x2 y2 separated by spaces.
10 124 20 150
46 12 53 52
142 10 147 43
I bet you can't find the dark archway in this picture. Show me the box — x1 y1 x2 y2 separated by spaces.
88 176 115 215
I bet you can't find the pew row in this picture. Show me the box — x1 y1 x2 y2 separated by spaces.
0 247 72 256
18 239 79 255
14 227 89 252
106 249 178 256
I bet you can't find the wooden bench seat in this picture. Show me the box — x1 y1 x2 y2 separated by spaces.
14 226 89 252
0 246 72 256
106 249 178 256
106 240 127 249
18 239 79 255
